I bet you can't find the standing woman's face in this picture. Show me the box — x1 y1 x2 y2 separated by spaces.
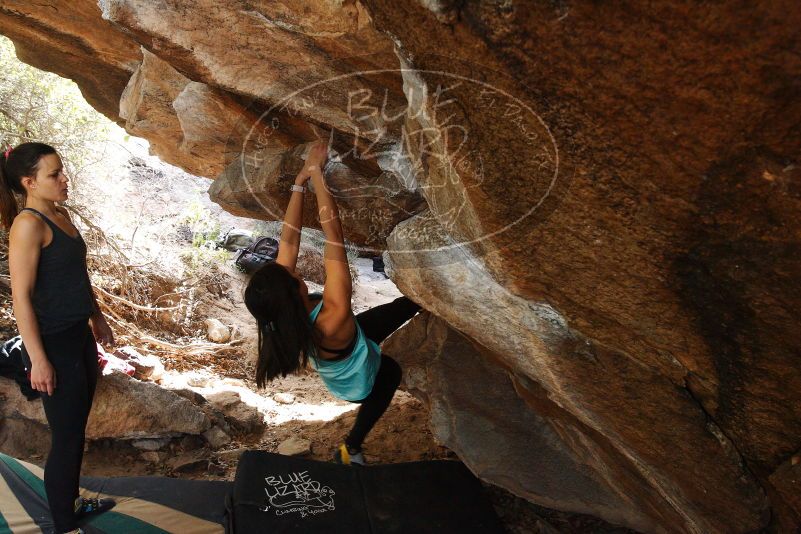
24 153 68 202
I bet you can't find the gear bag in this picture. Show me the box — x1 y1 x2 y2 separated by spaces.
234 236 279 274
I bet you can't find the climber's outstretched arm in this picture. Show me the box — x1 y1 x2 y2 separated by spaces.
306 142 352 315
275 150 315 272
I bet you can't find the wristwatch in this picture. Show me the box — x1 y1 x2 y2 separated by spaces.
290 184 306 193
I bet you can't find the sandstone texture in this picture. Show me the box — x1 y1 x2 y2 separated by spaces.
2 2 800 532
0 373 210 440
205 390 263 435
276 436 312 457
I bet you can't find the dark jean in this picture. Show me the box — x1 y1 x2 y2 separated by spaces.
22 319 98 533
345 297 421 451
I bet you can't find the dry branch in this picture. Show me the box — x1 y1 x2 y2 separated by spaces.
94 285 182 312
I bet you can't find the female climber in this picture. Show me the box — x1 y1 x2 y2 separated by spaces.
1 142 115 534
244 140 421 465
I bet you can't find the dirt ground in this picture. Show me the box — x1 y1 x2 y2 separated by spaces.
0 141 636 532
0 255 635 533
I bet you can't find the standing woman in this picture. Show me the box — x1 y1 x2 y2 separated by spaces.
1 142 115 534
244 141 420 465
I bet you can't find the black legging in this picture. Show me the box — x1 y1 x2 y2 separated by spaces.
345 296 421 451
23 320 98 533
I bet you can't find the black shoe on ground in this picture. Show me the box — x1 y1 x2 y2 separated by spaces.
75 497 115 518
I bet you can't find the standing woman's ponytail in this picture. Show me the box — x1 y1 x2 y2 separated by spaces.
0 145 21 232
0 142 57 231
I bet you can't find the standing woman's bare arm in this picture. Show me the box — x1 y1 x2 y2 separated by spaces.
8 215 56 395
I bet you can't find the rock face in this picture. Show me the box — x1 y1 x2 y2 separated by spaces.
0 374 210 440
119 48 246 178
205 390 263 435
2 2 800 532
383 312 680 533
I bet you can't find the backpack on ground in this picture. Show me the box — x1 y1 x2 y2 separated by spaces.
234 236 279 274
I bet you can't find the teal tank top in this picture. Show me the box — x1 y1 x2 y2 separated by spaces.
308 297 381 402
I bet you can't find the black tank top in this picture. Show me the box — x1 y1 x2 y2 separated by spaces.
21 207 94 334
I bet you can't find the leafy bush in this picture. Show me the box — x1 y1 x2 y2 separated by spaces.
179 200 221 249
0 36 111 189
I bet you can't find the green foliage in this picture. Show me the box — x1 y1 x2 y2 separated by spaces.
0 36 111 187
179 246 229 275
180 200 221 248
175 200 230 277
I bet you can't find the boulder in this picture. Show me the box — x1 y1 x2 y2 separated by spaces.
119 48 244 178
3 1 801 531
0 374 212 449
87 372 211 439
384 313 680 533
0 417 50 459
208 143 425 251
169 388 208 406
0 376 47 424
0 0 141 122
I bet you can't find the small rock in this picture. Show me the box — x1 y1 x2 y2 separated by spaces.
187 376 209 388
274 392 295 405
113 345 146 365
203 426 232 449
207 462 226 476
169 451 207 473
205 318 231 343
276 437 311 457
180 434 206 451
207 390 241 409
170 388 208 405
207 391 263 434
140 451 163 463
131 438 171 451
217 448 246 463
113 347 165 381
221 378 245 387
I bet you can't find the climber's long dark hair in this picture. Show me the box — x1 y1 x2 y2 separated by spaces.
244 262 320 388
0 142 57 231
